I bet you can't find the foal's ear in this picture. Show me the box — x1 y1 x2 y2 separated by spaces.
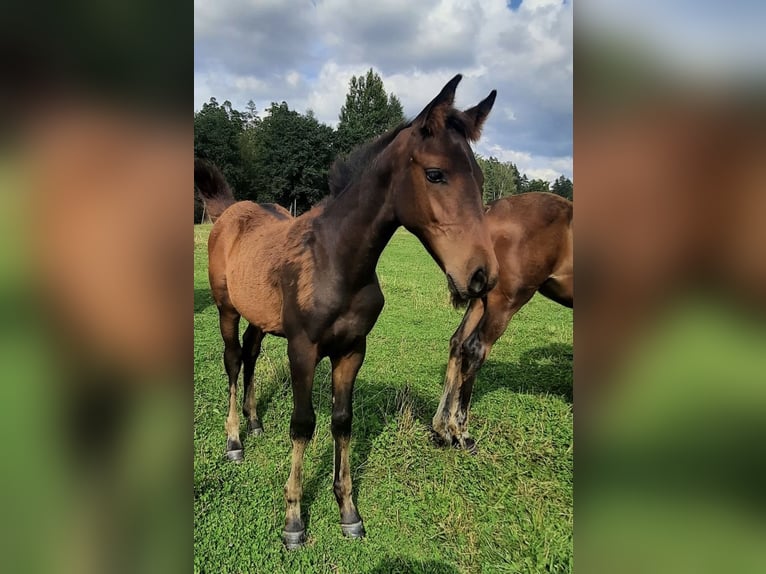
462 90 497 141
414 74 463 136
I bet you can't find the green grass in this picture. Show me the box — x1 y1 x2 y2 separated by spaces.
194 225 572 573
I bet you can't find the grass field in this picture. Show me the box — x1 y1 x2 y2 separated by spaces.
194 224 573 574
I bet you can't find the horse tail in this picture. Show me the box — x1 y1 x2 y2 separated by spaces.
194 158 236 221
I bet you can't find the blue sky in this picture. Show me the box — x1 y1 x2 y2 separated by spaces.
195 0 573 181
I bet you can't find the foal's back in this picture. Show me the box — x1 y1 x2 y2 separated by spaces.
486 192 573 307
208 201 297 334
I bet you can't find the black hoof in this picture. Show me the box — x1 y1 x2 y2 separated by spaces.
430 428 450 448
340 520 365 539
282 529 306 550
225 448 244 462
248 420 264 436
225 438 244 462
451 436 478 455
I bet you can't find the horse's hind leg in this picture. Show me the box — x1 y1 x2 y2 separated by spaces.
242 324 265 436
218 305 244 461
455 286 536 452
432 298 484 446
539 232 573 308
539 253 574 309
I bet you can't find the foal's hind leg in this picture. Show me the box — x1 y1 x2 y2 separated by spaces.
539 234 573 308
454 287 536 452
432 298 484 446
539 272 573 308
241 324 265 436
218 306 244 461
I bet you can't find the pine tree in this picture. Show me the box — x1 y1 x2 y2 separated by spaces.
551 175 573 200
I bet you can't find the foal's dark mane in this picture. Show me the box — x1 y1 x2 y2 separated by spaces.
327 121 411 198
327 109 480 200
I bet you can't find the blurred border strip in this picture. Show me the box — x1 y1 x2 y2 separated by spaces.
0 1 192 573
575 2 766 573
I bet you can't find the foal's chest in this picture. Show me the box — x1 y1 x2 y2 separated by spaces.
316 282 385 352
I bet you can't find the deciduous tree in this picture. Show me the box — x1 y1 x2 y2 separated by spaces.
248 102 336 213
336 69 404 155
477 155 519 203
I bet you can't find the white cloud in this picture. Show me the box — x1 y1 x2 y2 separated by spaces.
478 142 572 182
194 0 572 181
305 61 373 126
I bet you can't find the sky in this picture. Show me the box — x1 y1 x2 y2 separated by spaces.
194 0 573 182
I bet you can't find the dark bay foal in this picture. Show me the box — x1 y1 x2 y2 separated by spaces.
195 75 499 548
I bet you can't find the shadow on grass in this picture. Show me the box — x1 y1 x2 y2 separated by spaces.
365 556 459 574
264 359 445 533
221 340 570 532
472 342 574 404
290 360 333 532
195 288 214 314
248 354 291 431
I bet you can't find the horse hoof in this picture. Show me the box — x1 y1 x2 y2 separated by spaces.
340 520 365 539
451 436 478 455
225 448 244 462
430 429 449 448
282 529 306 550
248 420 264 436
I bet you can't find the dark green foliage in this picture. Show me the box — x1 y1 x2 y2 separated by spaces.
193 98 247 197
551 175 574 201
336 69 405 156
244 100 260 129
518 173 530 194
194 98 336 218
526 178 552 193
246 102 336 213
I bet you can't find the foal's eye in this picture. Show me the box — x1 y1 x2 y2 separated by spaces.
425 169 446 184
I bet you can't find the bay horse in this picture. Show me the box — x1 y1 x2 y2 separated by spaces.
195 75 499 549
431 192 573 453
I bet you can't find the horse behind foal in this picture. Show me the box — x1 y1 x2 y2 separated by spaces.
196 74 499 549
432 192 573 452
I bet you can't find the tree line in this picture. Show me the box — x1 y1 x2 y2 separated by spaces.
194 69 572 222
475 156 573 204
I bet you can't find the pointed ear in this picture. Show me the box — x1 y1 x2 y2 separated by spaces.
462 89 497 141
414 74 462 136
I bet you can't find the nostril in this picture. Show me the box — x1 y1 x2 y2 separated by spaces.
468 267 487 295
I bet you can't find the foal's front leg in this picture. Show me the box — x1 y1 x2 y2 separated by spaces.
455 288 528 450
432 298 484 446
282 338 318 550
330 338 366 539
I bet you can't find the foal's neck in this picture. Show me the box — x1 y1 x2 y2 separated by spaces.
318 167 398 283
